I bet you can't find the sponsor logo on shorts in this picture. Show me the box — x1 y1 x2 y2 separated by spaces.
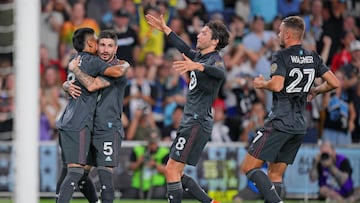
105 156 112 162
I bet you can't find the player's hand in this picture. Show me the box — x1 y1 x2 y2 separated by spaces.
68 55 81 72
307 87 318 102
173 54 200 74
68 80 82 99
118 60 130 68
253 74 265 89
145 14 166 32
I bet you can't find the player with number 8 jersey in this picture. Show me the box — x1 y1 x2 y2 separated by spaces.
145 13 229 203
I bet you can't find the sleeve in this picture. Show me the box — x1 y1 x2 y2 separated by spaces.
161 153 169 165
167 32 197 60
314 51 330 77
90 57 111 76
270 51 286 77
339 158 353 175
202 59 226 79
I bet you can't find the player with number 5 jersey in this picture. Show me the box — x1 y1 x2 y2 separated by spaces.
240 16 340 203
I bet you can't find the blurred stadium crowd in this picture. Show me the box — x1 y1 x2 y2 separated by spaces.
0 0 360 147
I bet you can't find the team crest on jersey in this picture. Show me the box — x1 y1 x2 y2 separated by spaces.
270 63 277 74
214 61 223 67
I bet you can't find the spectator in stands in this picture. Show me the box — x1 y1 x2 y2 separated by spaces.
240 100 266 143
277 0 301 17
123 63 156 121
40 44 66 82
136 2 165 61
242 14 279 112
0 72 14 141
39 66 67 141
228 15 247 47
330 31 356 72
302 0 323 51
338 40 360 143
317 0 346 66
210 99 232 142
99 0 124 29
309 141 354 202
123 130 169 199
112 8 139 66
161 105 183 142
41 0 64 59
165 16 192 52
321 71 354 146
125 107 160 141
59 1 100 59
340 40 360 91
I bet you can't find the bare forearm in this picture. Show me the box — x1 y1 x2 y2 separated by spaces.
72 66 95 89
329 165 349 185
62 81 69 93
314 81 336 95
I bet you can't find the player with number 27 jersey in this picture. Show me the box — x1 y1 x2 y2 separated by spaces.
267 45 329 134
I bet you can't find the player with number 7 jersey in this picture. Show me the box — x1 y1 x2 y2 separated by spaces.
241 16 339 203
267 47 328 134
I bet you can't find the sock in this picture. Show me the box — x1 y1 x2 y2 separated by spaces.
78 169 98 203
57 167 84 203
246 168 282 203
181 174 212 203
55 167 67 202
98 166 115 203
167 181 183 203
273 182 283 198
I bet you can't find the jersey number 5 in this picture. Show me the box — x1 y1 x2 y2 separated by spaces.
286 68 315 93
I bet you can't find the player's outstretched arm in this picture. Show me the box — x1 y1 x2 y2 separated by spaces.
145 14 172 35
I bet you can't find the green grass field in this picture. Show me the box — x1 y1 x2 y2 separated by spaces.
0 198 325 203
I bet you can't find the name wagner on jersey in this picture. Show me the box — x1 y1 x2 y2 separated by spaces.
290 55 314 64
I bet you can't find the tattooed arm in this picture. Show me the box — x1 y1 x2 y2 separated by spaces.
68 57 110 92
70 66 110 92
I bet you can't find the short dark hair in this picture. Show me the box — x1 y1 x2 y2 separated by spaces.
282 16 305 39
98 29 118 44
72 27 95 52
206 20 229 51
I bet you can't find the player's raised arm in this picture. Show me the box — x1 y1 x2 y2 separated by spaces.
146 14 195 59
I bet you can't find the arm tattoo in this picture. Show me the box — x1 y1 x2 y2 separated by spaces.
72 67 95 89
94 76 110 89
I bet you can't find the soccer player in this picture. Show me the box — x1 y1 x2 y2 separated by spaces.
240 16 340 203
56 28 128 203
145 14 229 203
66 29 129 203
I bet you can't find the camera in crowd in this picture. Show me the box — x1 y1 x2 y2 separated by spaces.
321 153 330 160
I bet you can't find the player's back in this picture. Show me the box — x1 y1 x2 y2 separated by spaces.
57 52 110 131
269 45 329 134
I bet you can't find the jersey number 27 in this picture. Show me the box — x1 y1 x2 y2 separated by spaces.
286 68 315 93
